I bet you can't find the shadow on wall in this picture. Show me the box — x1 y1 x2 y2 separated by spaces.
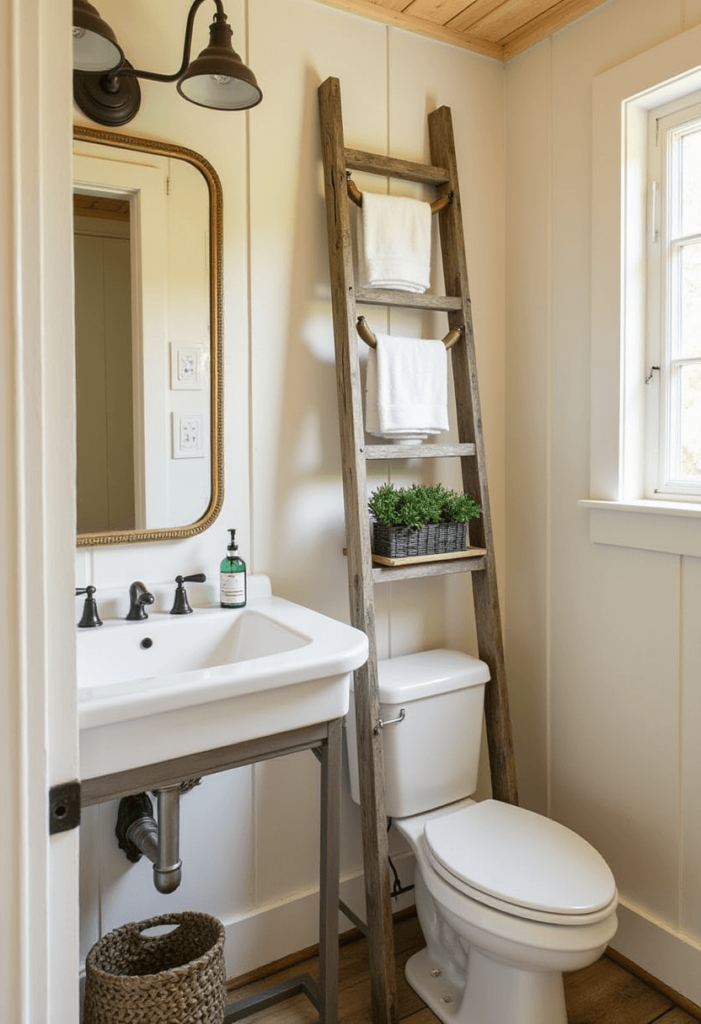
268 65 348 619
269 66 469 657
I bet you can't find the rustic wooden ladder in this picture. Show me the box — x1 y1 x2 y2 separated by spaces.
317 76 518 1024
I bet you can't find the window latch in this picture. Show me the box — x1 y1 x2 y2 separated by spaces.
645 365 660 384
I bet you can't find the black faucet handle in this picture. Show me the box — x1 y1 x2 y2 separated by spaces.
170 573 207 615
76 586 103 628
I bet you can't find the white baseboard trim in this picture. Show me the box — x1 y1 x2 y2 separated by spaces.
611 898 701 1008
78 856 416 1022
220 878 701 1004
80 865 701 1010
221 853 417 979
78 867 701 1019
79 853 417 985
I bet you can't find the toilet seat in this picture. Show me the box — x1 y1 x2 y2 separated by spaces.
424 799 617 926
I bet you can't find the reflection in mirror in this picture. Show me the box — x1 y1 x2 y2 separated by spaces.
73 127 223 546
74 191 135 532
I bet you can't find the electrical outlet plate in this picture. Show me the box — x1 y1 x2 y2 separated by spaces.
170 344 203 390
172 413 205 459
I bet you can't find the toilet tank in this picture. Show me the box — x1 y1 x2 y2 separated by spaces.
346 649 489 818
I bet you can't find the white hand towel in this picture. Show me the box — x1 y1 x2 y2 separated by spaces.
360 193 432 294
365 334 449 441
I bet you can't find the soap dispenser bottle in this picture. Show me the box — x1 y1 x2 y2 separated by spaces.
220 528 247 608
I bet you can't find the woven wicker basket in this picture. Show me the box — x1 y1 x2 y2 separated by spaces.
83 912 226 1024
372 520 468 559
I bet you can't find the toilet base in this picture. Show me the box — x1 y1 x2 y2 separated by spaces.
405 945 568 1024
405 947 463 1020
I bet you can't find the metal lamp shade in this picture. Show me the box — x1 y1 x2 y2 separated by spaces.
177 17 262 110
73 0 124 73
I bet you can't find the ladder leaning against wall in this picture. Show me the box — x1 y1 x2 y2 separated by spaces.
317 76 518 1024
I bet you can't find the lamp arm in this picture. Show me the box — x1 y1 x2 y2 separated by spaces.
113 0 224 84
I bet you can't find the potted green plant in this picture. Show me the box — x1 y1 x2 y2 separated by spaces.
368 482 481 559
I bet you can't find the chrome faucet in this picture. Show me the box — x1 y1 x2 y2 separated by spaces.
126 581 155 621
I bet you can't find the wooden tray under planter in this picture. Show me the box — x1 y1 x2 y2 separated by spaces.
371 547 487 567
372 520 471 559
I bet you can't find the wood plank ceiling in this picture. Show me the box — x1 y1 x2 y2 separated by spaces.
312 0 611 60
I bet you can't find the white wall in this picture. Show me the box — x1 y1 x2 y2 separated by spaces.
25 0 701 1007
506 0 701 1004
66 0 701 1004
76 0 506 980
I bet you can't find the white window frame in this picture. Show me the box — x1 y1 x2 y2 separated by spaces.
583 23 701 557
646 96 701 501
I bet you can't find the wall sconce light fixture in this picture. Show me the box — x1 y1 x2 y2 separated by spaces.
73 0 263 126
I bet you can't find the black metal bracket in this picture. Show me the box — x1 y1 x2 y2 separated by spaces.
49 781 81 835
73 61 142 128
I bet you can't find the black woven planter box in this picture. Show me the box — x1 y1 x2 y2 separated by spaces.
372 520 469 558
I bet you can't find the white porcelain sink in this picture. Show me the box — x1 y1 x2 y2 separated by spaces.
78 576 368 780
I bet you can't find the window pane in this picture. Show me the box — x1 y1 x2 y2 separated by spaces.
679 241 701 357
679 363 701 480
681 128 701 236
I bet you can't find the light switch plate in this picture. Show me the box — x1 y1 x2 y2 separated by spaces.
170 344 203 390
172 413 205 459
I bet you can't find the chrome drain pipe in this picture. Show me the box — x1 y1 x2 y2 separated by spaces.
153 787 182 894
116 783 198 894
127 786 182 894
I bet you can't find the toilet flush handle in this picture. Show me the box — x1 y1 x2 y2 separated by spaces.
374 708 406 736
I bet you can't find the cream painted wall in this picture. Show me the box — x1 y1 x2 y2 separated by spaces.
22 0 701 1007
67 0 701 1004
506 0 701 1004
75 0 506 980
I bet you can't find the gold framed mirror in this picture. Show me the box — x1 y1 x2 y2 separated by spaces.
73 126 223 546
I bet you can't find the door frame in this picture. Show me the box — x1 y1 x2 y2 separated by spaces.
1 0 79 1020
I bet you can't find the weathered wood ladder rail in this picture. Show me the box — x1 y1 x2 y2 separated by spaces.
317 75 518 1024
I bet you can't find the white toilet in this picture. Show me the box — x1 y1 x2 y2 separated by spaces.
346 649 618 1024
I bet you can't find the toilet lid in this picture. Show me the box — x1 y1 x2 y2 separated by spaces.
424 800 616 919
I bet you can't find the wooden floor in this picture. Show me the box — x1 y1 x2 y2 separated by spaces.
227 913 700 1024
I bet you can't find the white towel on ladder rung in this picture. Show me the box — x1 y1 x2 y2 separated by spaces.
365 333 449 441
360 193 432 294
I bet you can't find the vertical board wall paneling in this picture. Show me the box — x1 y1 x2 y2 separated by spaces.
504 0 699 999
504 41 551 816
681 554 701 942
246 0 388 922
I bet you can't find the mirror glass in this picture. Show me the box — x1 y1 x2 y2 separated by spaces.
73 127 223 546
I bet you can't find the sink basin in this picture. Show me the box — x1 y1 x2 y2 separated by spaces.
78 575 368 780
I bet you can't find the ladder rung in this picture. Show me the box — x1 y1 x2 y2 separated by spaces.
345 148 450 186
355 287 463 312
372 556 487 583
365 443 475 460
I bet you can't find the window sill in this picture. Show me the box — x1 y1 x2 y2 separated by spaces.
579 499 701 556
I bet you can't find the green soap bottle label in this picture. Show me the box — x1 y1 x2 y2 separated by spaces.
221 570 245 604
